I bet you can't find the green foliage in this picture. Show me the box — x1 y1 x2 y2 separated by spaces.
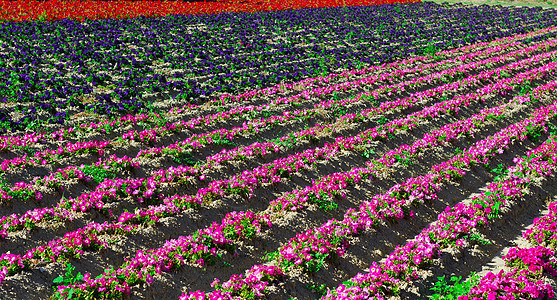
377 116 389 125
307 191 338 211
548 122 557 136
518 81 533 96
464 233 492 245
263 250 278 262
500 70 511 78
361 148 375 160
490 163 509 182
394 150 413 166
222 216 258 240
329 92 348 119
273 132 298 149
213 136 236 147
171 150 198 166
423 43 439 56
81 164 116 183
227 184 250 198
244 109 280 121
488 201 501 220
341 280 357 288
52 262 85 299
305 252 329 272
429 273 481 300
472 191 502 221
221 260 231 268
525 123 544 142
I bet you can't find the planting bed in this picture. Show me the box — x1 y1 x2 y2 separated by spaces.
1 1 557 299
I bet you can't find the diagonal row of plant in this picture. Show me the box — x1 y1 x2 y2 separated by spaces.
3 24 553 153
268 57 557 211
2 44 544 214
180 105 557 300
0 24 552 253
460 192 557 299
5 20 546 159
209 25 557 108
173 90 557 298
2 47 556 244
1 31 549 178
1 58 554 297
2 34 554 215
320 120 557 300
42 78 557 299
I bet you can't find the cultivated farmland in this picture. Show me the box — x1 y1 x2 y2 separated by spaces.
1 1 557 299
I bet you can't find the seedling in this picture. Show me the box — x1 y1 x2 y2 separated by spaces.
361 148 375 160
52 262 85 299
490 163 509 182
429 273 481 300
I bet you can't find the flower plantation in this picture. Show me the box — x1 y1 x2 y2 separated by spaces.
1 0 557 299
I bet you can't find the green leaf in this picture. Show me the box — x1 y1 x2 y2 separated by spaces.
53 276 64 284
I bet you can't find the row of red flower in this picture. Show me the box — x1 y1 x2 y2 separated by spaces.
0 0 420 24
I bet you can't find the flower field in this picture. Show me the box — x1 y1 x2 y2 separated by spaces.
2 0 557 299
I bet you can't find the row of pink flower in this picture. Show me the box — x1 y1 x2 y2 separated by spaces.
460 247 557 299
176 84 557 300
51 96 557 300
105 44 557 205
461 196 557 299
269 98 557 274
0 155 140 229
45 210 271 299
2 51 556 242
3 61 548 292
270 59 557 212
0 25 552 292
281 39 557 109
321 126 557 299
0 24 548 255
34 32 556 300
0 47 554 260
269 39 532 107
524 199 557 249
0 140 112 173
4 50 537 224
162 39 557 179
0 113 157 152
138 38 554 165
0 210 270 295
0 30 550 178
0 59 554 297
242 98 557 280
